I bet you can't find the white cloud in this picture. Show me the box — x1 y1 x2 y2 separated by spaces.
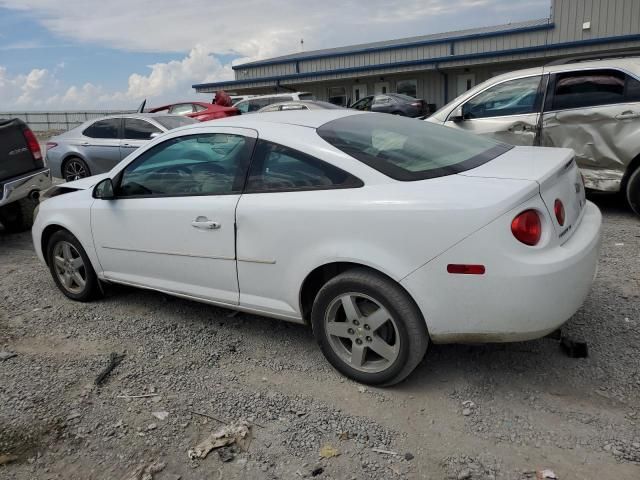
0 0 550 56
0 46 233 109
0 0 550 109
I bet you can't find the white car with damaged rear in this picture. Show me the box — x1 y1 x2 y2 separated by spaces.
32 110 602 386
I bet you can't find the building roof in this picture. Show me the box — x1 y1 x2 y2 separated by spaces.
233 18 551 70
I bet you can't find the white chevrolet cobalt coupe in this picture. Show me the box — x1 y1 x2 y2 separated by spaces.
33 111 602 385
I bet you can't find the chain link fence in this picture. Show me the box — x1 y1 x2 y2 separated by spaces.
0 110 135 133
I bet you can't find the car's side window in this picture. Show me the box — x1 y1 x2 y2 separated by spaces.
625 74 640 102
193 104 207 112
374 96 392 105
117 133 254 198
169 104 195 115
550 69 629 110
124 118 162 140
83 118 121 139
352 97 373 111
245 140 363 193
241 98 271 112
461 75 542 119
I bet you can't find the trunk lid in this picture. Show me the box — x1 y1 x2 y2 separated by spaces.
460 146 586 243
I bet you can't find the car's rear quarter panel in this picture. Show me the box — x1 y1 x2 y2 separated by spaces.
235 175 539 320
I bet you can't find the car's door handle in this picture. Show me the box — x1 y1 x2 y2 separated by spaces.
615 111 640 120
81 141 91 146
122 143 133 147
191 217 220 230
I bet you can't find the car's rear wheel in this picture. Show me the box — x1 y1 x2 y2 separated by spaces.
0 197 37 232
63 157 90 182
47 230 100 301
626 165 640 216
311 268 428 386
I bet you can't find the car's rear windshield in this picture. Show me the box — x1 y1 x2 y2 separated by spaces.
317 113 511 181
154 115 198 130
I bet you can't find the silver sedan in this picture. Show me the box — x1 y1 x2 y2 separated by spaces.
46 113 197 181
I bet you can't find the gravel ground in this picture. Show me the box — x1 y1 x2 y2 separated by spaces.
0 194 639 480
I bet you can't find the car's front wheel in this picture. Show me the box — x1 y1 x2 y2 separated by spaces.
311 268 428 386
47 230 100 301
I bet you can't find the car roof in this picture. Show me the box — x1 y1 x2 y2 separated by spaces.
261 100 343 109
197 109 364 129
236 92 311 101
97 113 188 120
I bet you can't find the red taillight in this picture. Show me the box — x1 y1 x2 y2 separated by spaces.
511 209 541 246
22 128 42 161
447 264 486 275
46 142 58 151
554 199 565 226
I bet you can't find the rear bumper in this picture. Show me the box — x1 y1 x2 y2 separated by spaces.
402 200 602 343
0 168 51 207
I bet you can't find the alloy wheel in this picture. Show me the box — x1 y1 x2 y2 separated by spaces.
324 292 400 373
52 241 87 294
64 160 88 181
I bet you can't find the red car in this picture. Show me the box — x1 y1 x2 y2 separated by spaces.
149 101 239 121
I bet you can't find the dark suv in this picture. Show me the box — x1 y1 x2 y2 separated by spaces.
0 118 51 232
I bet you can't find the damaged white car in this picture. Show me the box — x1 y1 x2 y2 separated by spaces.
32 111 601 385
427 57 640 216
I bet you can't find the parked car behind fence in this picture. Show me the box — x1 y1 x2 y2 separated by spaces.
234 92 315 113
350 93 428 117
46 113 197 181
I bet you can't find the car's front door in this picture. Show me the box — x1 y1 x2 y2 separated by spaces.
80 118 123 173
541 68 640 191
120 118 163 159
91 127 257 304
446 74 545 146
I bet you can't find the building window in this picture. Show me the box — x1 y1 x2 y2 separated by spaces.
396 79 417 98
327 87 348 106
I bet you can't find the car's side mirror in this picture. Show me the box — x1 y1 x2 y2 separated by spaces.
450 105 465 122
150 132 161 139
93 178 115 200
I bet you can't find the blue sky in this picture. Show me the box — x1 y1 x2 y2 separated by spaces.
0 0 550 110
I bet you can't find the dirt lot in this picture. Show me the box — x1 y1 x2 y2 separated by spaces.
1 194 639 480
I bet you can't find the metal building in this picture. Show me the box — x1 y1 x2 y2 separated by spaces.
193 0 640 109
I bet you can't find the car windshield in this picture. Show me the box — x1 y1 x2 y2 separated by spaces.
154 115 198 130
317 113 511 181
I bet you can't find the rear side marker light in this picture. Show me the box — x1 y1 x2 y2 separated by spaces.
46 142 58 151
554 199 565 226
22 128 42 161
511 209 542 246
447 264 486 275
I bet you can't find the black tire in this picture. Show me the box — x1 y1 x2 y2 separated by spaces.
626 165 640 216
0 197 37 232
311 268 428 386
391 111 405 116
62 157 91 182
46 230 100 301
